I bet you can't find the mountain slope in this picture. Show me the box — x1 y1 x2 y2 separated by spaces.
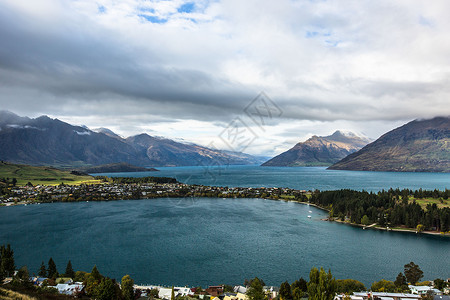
329 117 450 172
0 111 262 168
262 131 370 167
0 161 96 185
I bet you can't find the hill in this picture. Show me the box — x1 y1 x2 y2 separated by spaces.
329 117 450 172
262 131 370 166
78 162 158 173
0 111 263 168
0 161 98 186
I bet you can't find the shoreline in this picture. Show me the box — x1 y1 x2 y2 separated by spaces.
3 185 450 239
260 197 450 238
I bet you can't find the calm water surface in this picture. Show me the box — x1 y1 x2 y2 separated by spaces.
1 198 449 287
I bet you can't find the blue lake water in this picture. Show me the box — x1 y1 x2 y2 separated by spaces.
1 166 449 287
0 198 449 288
95 165 450 192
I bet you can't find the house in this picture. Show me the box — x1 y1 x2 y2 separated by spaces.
334 294 364 300
235 292 248 300
158 287 173 299
222 292 238 300
409 285 442 295
32 277 48 286
234 286 247 294
55 283 84 296
351 292 421 300
176 287 195 297
206 286 224 297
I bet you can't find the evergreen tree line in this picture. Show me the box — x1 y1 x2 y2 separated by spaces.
310 189 450 231
95 176 178 184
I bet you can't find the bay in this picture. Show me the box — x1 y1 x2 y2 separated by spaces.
0 198 449 287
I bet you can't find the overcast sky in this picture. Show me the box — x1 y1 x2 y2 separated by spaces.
1 0 449 156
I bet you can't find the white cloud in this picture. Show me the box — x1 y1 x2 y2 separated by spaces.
0 0 449 156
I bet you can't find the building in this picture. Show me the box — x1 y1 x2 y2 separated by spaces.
409 285 442 295
55 283 84 296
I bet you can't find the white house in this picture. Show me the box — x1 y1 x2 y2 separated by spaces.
409 285 442 295
55 283 84 296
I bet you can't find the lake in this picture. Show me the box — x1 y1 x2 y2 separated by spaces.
1 198 449 287
95 165 450 192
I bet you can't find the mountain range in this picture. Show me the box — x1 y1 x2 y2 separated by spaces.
262 130 371 167
0 111 266 168
329 117 450 172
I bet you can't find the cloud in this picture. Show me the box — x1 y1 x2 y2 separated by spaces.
0 0 450 155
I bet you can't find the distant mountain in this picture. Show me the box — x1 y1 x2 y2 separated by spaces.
262 131 371 167
93 127 123 140
329 117 450 172
125 134 265 167
78 163 158 174
0 111 263 168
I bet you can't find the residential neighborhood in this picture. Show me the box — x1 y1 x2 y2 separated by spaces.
0 179 309 206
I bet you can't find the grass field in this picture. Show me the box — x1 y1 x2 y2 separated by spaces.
0 162 101 186
409 197 450 209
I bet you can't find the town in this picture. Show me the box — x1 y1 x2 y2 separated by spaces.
0 176 309 206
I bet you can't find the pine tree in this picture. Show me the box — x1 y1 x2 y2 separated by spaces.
121 275 135 300
308 267 337 300
280 281 292 300
47 257 58 279
246 277 265 300
38 261 47 277
0 244 15 277
91 265 102 281
65 260 75 278
394 272 407 287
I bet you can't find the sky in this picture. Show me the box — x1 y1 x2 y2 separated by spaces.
1 0 450 156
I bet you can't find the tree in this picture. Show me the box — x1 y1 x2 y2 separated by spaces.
292 287 303 300
47 258 58 279
416 224 425 233
279 281 292 300
394 273 407 288
336 279 366 293
16 266 30 283
121 275 135 300
361 215 370 226
38 261 47 277
371 280 396 292
246 277 265 300
0 248 4 283
433 279 446 291
308 267 337 300
0 267 4 284
291 278 307 293
91 265 102 281
96 277 119 300
74 271 88 282
1 244 15 277
171 286 175 300
85 266 103 296
404 262 423 284
65 260 75 278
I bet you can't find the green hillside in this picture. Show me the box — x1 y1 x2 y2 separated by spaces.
0 161 100 186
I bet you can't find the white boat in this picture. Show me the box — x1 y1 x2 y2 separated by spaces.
309 210 312 213
307 215 312 218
